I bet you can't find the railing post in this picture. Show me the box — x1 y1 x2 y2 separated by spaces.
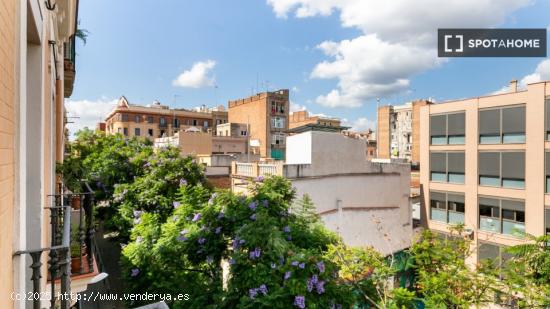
78 195 85 274
59 247 71 309
29 252 42 309
85 193 95 273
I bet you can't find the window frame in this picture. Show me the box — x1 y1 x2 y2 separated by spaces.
429 191 465 224
429 112 466 145
478 151 525 189
479 105 526 145
429 151 465 184
478 196 525 237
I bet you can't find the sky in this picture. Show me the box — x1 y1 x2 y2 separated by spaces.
66 0 550 134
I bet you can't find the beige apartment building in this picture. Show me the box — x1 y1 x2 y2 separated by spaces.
0 0 100 308
154 131 248 156
420 80 550 264
228 89 289 160
378 100 431 165
103 96 227 140
289 110 341 129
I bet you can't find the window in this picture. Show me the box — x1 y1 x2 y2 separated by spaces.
479 197 525 237
240 130 247 136
545 208 550 236
174 118 180 128
123 128 128 136
193 119 197 126
478 242 512 268
479 152 525 189
203 121 209 128
117 128 122 134
121 114 129 122
147 116 154 123
546 152 550 193
135 115 141 123
545 98 550 140
160 117 166 126
148 129 153 137
430 152 465 184
271 133 285 145
134 128 140 136
479 106 525 144
430 112 465 145
429 191 465 224
271 117 285 129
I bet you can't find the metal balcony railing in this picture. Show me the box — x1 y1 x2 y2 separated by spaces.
14 182 96 309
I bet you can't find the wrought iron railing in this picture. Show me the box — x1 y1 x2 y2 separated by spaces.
13 182 96 309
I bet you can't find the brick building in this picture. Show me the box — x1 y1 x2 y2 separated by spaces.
289 110 341 129
228 89 289 159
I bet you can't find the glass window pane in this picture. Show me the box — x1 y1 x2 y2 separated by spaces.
447 113 465 136
480 217 501 233
502 179 525 189
430 152 446 173
447 152 465 174
479 109 500 135
479 242 499 261
479 152 500 177
430 115 446 137
431 172 446 182
448 211 465 224
501 152 525 181
448 173 465 184
480 176 500 186
502 106 525 135
448 135 465 144
480 135 501 144
502 134 525 144
431 136 447 145
503 221 525 237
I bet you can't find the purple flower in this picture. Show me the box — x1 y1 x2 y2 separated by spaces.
206 256 214 264
283 226 291 233
177 235 188 242
173 201 180 208
172 215 179 222
198 237 206 245
144 162 151 167
192 213 201 222
307 278 314 292
249 247 261 259
239 239 246 244
136 236 143 243
286 235 292 241
249 288 258 299
294 295 305 309
255 175 264 182
133 210 143 218
133 218 141 225
271 263 277 269
317 261 325 273
229 258 236 265
316 281 325 294
180 229 189 236
299 263 305 269
217 211 225 219
130 268 140 278
284 271 292 280
262 200 269 207
250 214 257 221
215 227 222 234
179 178 187 186
248 201 257 211
291 261 299 267
208 194 217 205
259 284 268 295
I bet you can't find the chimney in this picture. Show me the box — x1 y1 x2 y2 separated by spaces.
509 80 518 93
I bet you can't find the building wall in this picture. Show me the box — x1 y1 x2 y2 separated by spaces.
216 122 247 137
392 106 412 160
0 0 16 304
289 110 341 129
412 100 430 164
212 136 247 154
178 132 212 156
377 106 391 159
420 82 550 263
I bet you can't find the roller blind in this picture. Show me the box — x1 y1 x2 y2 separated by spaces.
447 113 465 136
430 152 446 173
430 192 446 202
501 152 525 180
546 152 550 176
430 115 446 136
501 199 524 211
479 152 500 177
447 193 464 203
447 152 465 173
546 99 550 134
502 106 525 134
479 197 499 207
479 109 500 135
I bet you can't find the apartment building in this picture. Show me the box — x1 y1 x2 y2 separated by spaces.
419 80 550 264
104 96 228 140
378 100 431 164
228 89 289 160
0 1 101 308
154 131 248 156
231 129 412 254
289 110 341 129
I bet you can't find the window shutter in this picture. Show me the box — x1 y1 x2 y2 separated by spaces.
479 109 500 135
501 152 525 180
430 152 446 173
502 106 525 134
447 113 465 136
447 152 465 173
430 115 446 136
479 152 500 177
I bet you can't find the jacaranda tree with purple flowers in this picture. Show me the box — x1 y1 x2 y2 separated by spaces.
121 176 353 308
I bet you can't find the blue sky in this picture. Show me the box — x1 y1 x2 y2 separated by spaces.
67 0 550 133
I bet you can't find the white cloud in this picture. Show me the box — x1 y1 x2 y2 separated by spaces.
267 0 531 108
490 59 550 94
172 60 217 88
65 98 117 137
290 100 307 112
342 117 376 132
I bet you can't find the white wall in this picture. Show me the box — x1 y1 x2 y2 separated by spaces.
285 131 311 164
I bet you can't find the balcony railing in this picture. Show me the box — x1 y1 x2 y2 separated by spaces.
14 182 96 309
63 35 76 97
232 162 283 178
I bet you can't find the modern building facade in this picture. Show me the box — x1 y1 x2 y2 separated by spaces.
419 81 550 264
231 130 412 254
228 89 289 160
289 110 341 130
104 96 227 140
378 100 431 164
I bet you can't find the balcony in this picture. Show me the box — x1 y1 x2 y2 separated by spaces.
63 36 76 97
232 162 283 178
14 182 99 309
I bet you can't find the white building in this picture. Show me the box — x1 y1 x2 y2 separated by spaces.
231 129 412 254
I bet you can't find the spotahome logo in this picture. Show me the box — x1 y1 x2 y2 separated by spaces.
438 29 546 57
